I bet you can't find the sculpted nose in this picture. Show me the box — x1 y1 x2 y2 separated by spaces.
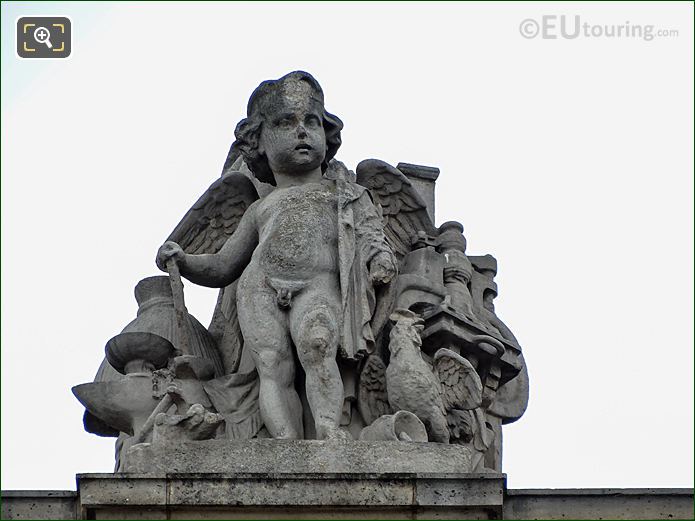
297 125 307 139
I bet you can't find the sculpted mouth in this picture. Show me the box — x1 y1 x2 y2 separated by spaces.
295 143 312 151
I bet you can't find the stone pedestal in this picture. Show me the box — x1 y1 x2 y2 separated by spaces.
10 441 690 520
121 439 473 474
76 440 505 519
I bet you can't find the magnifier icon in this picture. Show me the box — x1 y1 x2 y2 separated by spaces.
33 26 53 49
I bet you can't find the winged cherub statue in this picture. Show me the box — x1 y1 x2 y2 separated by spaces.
156 71 398 441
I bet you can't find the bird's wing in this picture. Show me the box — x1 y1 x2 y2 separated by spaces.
433 348 483 411
358 354 393 424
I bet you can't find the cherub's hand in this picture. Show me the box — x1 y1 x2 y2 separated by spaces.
156 241 185 272
369 252 396 285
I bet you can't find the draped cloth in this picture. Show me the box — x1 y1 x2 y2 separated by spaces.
333 174 396 361
203 369 264 440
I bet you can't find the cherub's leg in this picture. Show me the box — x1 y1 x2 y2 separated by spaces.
289 282 347 440
237 275 303 439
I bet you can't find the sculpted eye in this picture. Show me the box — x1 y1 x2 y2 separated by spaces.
306 115 322 128
275 116 294 129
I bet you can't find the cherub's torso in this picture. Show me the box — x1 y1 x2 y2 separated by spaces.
250 179 339 282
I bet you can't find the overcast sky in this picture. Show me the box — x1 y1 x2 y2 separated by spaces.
2 1 693 491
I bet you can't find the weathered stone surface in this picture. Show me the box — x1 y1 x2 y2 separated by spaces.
4 485 692 519
122 439 472 474
77 472 505 519
79 475 167 506
504 488 695 520
0 491 77 520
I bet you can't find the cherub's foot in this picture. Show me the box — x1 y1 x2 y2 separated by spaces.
153 403 224 442
320 424 352 441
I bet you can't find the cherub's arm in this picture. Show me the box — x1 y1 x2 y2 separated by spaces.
175 201 259 288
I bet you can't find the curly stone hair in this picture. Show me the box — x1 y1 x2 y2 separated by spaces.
224 71 343 186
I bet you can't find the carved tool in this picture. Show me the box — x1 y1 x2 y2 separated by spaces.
166 259 191 356
131 392 174 445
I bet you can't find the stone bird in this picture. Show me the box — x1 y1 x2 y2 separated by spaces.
385 309 483 443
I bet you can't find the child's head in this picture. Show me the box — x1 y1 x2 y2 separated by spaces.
232 71 343 185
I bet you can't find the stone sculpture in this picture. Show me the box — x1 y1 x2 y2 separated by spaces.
73 71 529 474
384 309 483 444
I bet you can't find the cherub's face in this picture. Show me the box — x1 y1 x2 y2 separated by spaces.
259 99 327 176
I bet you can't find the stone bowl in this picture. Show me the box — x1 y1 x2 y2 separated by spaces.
105 332 175 375
72 375 160 436
72 375 213 437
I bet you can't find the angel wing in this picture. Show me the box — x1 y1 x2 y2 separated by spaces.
357 354 393 425
433 348 483 411
355 159 437 258
167 171 259 255
167 170 259 374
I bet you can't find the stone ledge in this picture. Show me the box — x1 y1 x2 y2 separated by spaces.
507 487 694 495
76 472 505 520
1 491 78 497
78 472 506 507
503 487 694 520
1 490 78 520
3 485 693 519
